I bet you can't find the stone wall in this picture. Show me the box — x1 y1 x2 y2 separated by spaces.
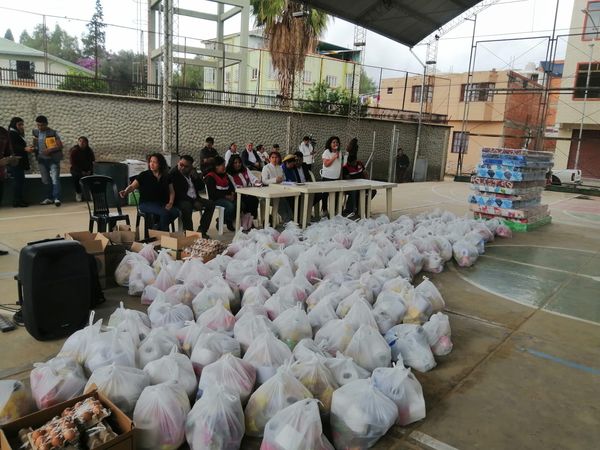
0 86 450 181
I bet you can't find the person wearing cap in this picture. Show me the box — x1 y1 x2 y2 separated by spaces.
33 115 64 206
298 136 315 171
281 153 299 182
199 136 219 174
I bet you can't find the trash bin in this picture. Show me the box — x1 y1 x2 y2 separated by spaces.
93 161 129 207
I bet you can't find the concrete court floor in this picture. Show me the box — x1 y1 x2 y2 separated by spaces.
0 181 599 450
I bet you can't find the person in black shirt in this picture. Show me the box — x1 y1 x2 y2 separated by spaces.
396 147 410 183
342 138 374 218
119 152 179 231
169 155 215 238
204 156 236 231
199 136 219 174
7 117 32 207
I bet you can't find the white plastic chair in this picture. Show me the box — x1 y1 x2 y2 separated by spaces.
202 187 225 235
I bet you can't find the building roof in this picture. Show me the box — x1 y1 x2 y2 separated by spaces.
0 38 94 74
539 60 564 78
303 0 482 47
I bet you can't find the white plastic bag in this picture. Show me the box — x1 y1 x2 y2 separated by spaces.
323 352 370 386
30 356 87 409
330 378 398 449
148 298 194 330
344 325 391 372
153 249 174 273
373 290 407 334
197 300 236 335
85 364 150 414
134 383 191 450
292 339 329 363
244 365 313 437
141 285 166 306
415 276 445 313
58 312 102 364
190 330 241 377
143 349 197 400
177 258 219 287
164 283 202 307
192 278 234 317
198 353 256 404
243 332 293 385
335 291 369 318
107 302 151 345
291 356 338 415
403 291 434 324
129 262 156 296
225 258 258 285
344 299 378 332
241 284 271 306
174 321 207 356
138 243 158 265
273 305 312 350
115 251 148 286
153 266 176 292
422 312 453 356
271 264 295 289
385 324 436 372
372 364 426 426
264 293 297 320
138 327 179 369
452 240 479 267
261 399 334 450
313 319 355 356
185 386 245 450
0 380 35 425
307 297 338 334
85 329 137 375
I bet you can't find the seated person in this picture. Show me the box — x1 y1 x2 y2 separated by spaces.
169 154 215 238
120 152 179 231
241 142 263 171
204 156 236 231
226 154 260 231
261 151 293 223
342 138 375 218
294 151 312 183
281 153 299 182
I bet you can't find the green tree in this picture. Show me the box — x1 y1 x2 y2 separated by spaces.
57 68 109 93
359 68 377 94
81 0 106 75
19 24 81 63
98 50 146 93
251 0 328 99
300 81 364 116
172 63 204 89
4 29 14 41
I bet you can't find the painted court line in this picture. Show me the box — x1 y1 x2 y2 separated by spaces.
520 347 600 376
0 211 84 221
562 209 600 225
485 244 597 254
410 431 460 450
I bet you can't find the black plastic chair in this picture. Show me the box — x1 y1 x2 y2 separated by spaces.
129 176 176 239
80 175 131 232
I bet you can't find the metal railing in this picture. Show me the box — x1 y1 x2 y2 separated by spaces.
0 68 447 124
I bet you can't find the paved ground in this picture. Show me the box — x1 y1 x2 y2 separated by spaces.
1 181 599 450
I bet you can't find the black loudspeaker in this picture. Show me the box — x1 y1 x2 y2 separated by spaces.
17 240 91 341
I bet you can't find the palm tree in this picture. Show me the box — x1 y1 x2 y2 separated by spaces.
251 0 328 99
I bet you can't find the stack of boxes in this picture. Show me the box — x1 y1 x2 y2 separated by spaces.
469 147 554 231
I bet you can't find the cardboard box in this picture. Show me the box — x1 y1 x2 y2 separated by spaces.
0 390 134 450
148 230 201 251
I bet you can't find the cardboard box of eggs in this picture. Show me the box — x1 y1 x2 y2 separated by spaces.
0 390 134 450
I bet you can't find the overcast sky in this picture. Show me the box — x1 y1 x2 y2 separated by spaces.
0 0 577 79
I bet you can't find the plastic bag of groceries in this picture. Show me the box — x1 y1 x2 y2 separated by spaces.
372 364 426 426
0 380 35 425
153 249 174 273
205 254 233 273
30 356 87 409
148 298 194 331
422 312 453 356
387 252 412 280
129 261 156 296
314 319 355 356
164 283 201 307
138 243 158 265
134 382 191 450
495 223 512 238
336 291 370 318
292 339 329 363
385 324 436 372
345 299 378 332
307 297 338 334
415 276 445 313
431 236 453 262
198 353 256 404
190 330 241 377
330 378 398 449
373 290 407 334
143 348 196 399
234 313 278 352
192 278 235 317
261 398 334 450
452 240 479 267
138 327 179 369
176 258 219 287
141 285 166 306
197 300 236 335
186 385 245 450
225 258 258 285
235 304 269 322
241 284 272 307
423 252 444 273
264 293 297 320
85 329 137 375
270 264 295 289
115 251 148 286
243 332 293 385
402 243 424 277
153 266 176 292
273 305 312 350
245 364 313 437
85 363 150 415
107 302 151 345
344 325 391 372
174 321 207 356
239 274 273 293
296 262 320 285
291 356 338 415
324 352 370 387
58 311 102 364
403 290 434 324
306 281 339 309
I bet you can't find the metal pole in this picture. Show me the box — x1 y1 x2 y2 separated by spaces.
402 71 408 111
409 48 427 182
574 43 594 171
161 0 172 155
457 15 477 177
376 67 382 107
370 130 376 179
388 125 397 182
175 90 179 155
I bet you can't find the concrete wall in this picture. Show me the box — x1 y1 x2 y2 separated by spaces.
0 86 450 182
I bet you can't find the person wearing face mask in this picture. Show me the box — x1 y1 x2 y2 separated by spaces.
7 117 33 207
169 154 215 238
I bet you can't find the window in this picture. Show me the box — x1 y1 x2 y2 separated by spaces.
303 70 312 83
225 71 231 83
583 2 600 40
251 68 259 80
411 85 433 103
574 63 600 98
346 73 354 90
451 131 469 154
325 75 337 87
460 82 495 102
387 87 393 94
16 60 34 79
204 68 216 83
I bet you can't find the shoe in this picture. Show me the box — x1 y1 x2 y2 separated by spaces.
75 193 82 202
13 309 24 326
201 233 211 240
54 199 61 207
0 250 8 256
345 211 356 219
40 198 53 205
13 202 28 208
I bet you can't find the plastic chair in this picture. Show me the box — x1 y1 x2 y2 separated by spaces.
80 175 131 233
128 176 177 239
203 186 225 235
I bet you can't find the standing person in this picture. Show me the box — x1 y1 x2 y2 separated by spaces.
119 153 179 231
261 151 292 223
69 136 95 202
226 154 260 231
224 143 238 166
204 156 236 232
298 136 315 171
199 136 219 174
0 127 19 214
169 155 215 238
342 138 374 217
241 142 263 171
396 147 410 183
320 135 345 215
33 115 63 206
7 117 32 207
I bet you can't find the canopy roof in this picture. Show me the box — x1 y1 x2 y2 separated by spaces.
303 0 482 47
